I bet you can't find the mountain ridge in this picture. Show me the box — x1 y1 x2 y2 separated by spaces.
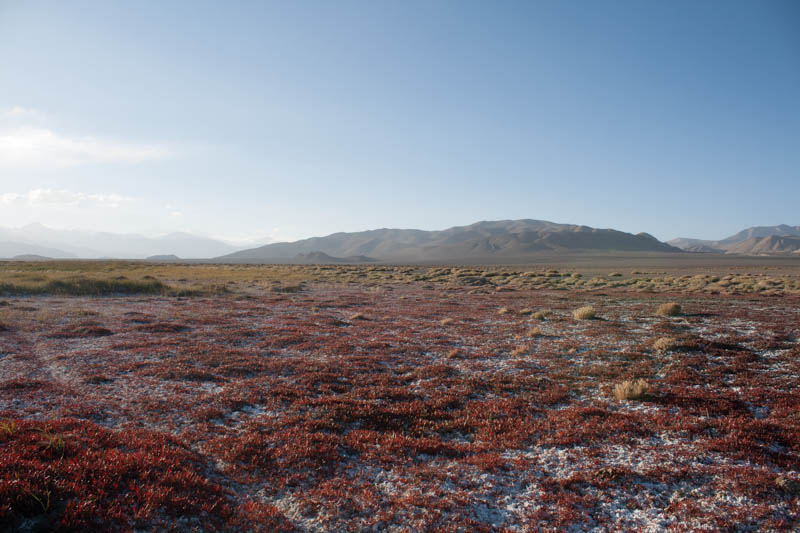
0 224 248 259
668 225 800 255
220 219 681 263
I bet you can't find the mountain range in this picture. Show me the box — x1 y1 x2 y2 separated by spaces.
0 223 252 259
667 225 800 255
2 221 798 262
220 219 680 263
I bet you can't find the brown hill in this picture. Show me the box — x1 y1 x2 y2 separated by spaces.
220 219 680 263
669 224 800 254
726 235 800 255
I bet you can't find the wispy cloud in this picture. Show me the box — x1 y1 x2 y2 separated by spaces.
0 127 171 167
0 188 134 208
0 106 48 121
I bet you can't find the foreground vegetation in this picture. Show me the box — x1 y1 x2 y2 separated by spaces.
0 261 798 530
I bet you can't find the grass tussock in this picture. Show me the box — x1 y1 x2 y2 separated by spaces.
572 306 596 320
656 302 682 316
526 327 543 337
440 317 454 326
497 307 509 315
532 310 551 320
653 337 678 353
511 345 529 356
613 379 650 401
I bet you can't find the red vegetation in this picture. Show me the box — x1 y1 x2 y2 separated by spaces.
0 286 798 529
0 418 235 531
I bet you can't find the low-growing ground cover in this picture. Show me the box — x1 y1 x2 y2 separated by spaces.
0 264 799 530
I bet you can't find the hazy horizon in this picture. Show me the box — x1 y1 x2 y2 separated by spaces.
2 1 798 243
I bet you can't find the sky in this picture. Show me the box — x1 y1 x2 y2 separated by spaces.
0 0 798 243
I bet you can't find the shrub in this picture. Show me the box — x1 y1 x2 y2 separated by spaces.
573 306 596 320
656 302 682 316
613 379 650 401
653 337 678 353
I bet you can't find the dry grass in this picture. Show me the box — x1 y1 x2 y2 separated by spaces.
572 306 596 320
656 302 682 316
0 278 169 296
612 379 650 401
526 327 543 337
446 348 461 359
532 310 551 320
511 345 529 356
440 317 454 326
653 337 678 353
497 307 509 315
2 261 797 297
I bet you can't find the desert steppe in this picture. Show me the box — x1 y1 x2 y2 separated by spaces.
1 259 799 530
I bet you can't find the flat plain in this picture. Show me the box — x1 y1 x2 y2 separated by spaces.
1 259 799 531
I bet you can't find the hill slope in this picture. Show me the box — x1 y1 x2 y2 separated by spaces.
726 236 800 255
668 224 800 255
221 220 680 263
0 241 75 259
717 225 800 246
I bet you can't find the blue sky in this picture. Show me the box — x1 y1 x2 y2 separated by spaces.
1 0 798 243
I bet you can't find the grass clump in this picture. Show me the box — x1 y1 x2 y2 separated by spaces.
526 327 543 337
497 307 509 315
0 278 168 297
653 337 678 353
511 345 529 356
572 306 596 320
613 379 650 401
656 302 682 316
440 317 454 326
